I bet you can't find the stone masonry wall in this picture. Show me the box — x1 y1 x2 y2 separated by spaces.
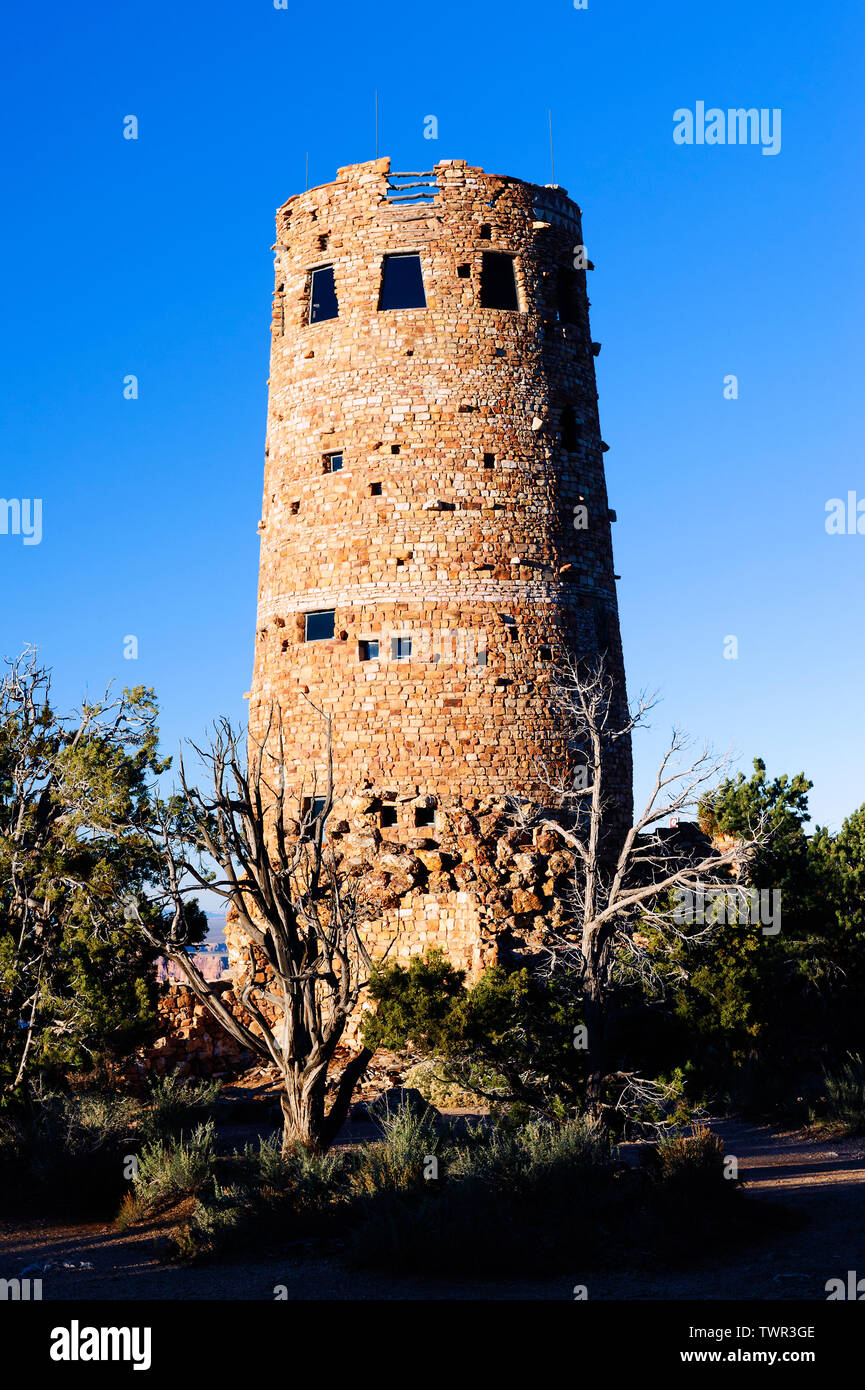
250 156 631 833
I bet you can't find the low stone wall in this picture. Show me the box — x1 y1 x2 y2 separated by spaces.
132 981 258 1081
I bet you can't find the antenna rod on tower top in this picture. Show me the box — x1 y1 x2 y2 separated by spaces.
305 151 309 191
375 90 379 158
548 109 555 184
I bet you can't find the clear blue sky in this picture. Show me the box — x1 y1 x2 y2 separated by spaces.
1 0 863 832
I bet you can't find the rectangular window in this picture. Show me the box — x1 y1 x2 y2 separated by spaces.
391 636 412 660
380 806 398 828
301 795 328 841
414 806 436 827
309 266 338 323
323 451 343 472
305 610 335 641
369 482 382 496
480 252 519 310
359 640 379 661
379 254 426 311
556 269 580 324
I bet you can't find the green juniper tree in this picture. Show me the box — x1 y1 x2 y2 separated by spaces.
0 648 201 1091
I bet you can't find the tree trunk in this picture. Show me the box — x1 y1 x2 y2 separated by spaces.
582 970 606 1123
280 1068 328 1154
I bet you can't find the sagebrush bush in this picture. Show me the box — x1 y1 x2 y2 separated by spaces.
809 1054 865 1136
348 1103 439 1197
657 1124 727 1192
141 1073 221 1143
172 1137 344 1260
129 1120 216 1218
0 1090 141 1215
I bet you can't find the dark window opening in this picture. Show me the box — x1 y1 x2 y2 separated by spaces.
309 266 338 323
301 795 328 840
507 626 517 642
594 601 611 654
317 234 329 251
391 444 400 455
457 264 471 278
359 640 380 662
380 806 398 828
539 646 552 661
415 806 436 827
561 407 579 451
323 451 343 472
379 253 426 310
483 453 495 468
369 482 382 496
392 637 412 660
290 500 300 514
480 252 519 310
556 269 580 323
479 223 491 239
305 610 335 642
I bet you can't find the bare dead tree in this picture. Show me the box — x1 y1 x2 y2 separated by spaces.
532 656 770 1122
124 707 376 1154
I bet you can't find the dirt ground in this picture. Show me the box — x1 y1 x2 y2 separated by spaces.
2 1119 863 1300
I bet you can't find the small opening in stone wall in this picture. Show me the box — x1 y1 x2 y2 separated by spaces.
369 482 382 496
359 640 379 662
391 636 412 660
380 806 398 828
301 795 328 840
281 639 289 653
317 234 329 251
391 444 400 455
304 610 335 642
480 223 491 239
457 264 471 278
414 806 436 828
556 268 580 324
308 265 338 324
379 253 426 311
560 406 579 452
290 500 300 514
539 646 552 661
480 252 520 311
323 451 343 472
483 453 495 468
506 626 518 642
594 600 611 655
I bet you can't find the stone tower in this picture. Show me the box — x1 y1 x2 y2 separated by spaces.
248 157 631 978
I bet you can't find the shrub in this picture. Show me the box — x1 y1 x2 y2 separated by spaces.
349 1102 439 1197
0 1090 141 1215
172 1137 344 1261
656 1124 728 1194
140 1073 221 1143
128 1120 216 1218
809 1054 865 1136
348 1115 617 1275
